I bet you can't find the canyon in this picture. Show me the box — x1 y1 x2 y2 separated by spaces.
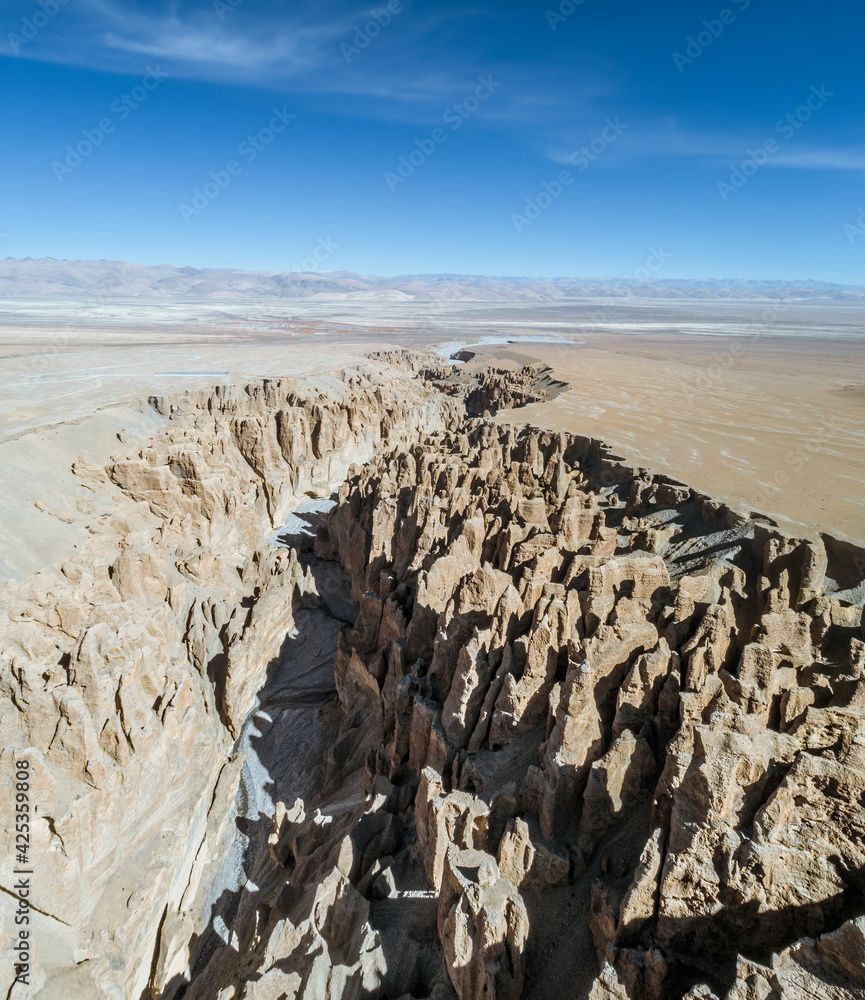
1 349 864 1000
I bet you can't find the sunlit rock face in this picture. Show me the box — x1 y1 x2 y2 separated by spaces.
2 351 865 1000
0 360 461 1000
300 383 865 1000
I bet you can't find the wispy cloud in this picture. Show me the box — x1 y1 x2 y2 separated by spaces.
541 118 865 173
770 148 865 171
4 0 358 78
2 0 499 95
0 0 618 138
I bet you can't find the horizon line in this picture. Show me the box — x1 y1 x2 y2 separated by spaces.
3 257 864 290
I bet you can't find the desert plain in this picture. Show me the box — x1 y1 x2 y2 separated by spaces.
2 296 863 551
2 293 865 1000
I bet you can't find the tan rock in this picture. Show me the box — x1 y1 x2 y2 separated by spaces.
4 358 865 1000
438 847 529 1000
613 639 675 736
496 817 569 889
415 768 489 890
442 631 494 750
618 827 665 944
538 658 604 839
578 730 655 853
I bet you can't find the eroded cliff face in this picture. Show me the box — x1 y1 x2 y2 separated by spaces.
2 355 865 1000
288 414 865 1000
0 363 462 999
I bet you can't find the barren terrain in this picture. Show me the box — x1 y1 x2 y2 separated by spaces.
2 297 862 543
497 332 865 546
1 297 864 1000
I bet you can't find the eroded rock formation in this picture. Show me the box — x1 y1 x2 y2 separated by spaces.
2 354 865 1000
0 363 461 999
419 360 570 416
298 402 865 999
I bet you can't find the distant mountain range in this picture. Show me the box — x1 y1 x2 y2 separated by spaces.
2 257 863 302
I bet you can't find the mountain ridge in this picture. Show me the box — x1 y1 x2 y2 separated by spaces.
1 257 864 301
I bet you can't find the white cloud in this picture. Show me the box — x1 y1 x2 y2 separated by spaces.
541 118 865 173
2 0 501 99
770 149 865 171
1 0 607 135
90 0 349 75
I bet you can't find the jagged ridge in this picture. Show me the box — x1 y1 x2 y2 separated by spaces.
2 356 864 1000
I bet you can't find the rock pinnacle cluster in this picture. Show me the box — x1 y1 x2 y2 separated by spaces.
1 353 863 1000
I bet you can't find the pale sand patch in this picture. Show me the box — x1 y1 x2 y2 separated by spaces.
499 334 865 545
0 328 394 440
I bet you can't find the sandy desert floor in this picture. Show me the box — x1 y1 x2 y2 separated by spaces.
498 331 865 546
1 296 862 546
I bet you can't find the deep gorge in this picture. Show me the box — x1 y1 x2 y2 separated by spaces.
1 353 864 1000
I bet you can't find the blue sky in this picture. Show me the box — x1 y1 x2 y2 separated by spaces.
1 0 863 281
